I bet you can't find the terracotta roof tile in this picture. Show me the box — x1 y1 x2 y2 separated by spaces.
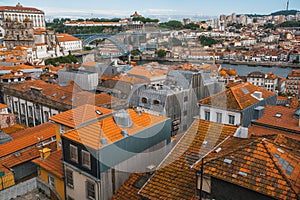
0 6 43 13
139 119 238 199
200 139 300 199
252 105 300 134
32 150 63 178
50 104 113 128
199 82 276 110
0 122 56 158
111 173 148 200
1 124 27 135
63 109 168 150
57 34 81 42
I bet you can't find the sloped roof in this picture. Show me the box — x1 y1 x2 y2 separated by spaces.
199 139 299 200
111 173 147 200
57 34 81 42
199 82 276 110
139 119 238 199
0 6 43 13
50 104 113 128
63 109 168 150
253 105 300 134
32 150 63 179
0 122 56 158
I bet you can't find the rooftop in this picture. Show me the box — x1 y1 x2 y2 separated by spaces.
199 82 276 110
197 138 300 199
139 119 238 199
57 34 81 42
32 150 63 179
0 122 56 158
63 109 168 150
50 104 113 128
252 105 300 134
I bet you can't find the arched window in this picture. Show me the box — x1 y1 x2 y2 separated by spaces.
141 97 148 104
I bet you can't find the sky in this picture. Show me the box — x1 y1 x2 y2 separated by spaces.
0 0 299 19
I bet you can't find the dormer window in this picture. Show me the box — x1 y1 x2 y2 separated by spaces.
142 97 148 104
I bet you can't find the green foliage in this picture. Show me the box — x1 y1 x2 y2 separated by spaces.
45 54 78 66
183 23 199 30
131 49 141 56
83 46 92 51
207 26 212 31
199 35 221 47
277 20 300 28
159 20 183 30
271 10 299 16
132 16 159 23
157 49 166 58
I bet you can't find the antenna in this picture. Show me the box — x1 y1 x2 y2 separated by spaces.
286 0 289 11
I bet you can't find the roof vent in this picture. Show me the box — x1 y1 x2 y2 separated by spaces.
100 138 107 145
61 95 67 100
113 110 133 128
215 147 222 153
95 110 102 115
251 91 263 101
234 127 248 139
202 140 208 145
275 113 282 118
224 158 232 164
238 171 248 177
121 130 129 137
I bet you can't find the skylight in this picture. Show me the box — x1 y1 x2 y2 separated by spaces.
95 110 102 115
241 87 249 94
61 95 67 100
275 113 282 118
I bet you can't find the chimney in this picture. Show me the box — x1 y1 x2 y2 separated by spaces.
39 147 51 160
234 127 248 139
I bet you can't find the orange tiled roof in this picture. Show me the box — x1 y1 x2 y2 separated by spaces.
57 34 81 42
9 80 116 107
63 109 168 150
199 138 299 199
0 142 56 169
139 119 238 199
81 62 98 67
253 105 300 133
100 74 147 85
128 66 168 80
199 82 276 110
32 150 63 179
50 104 113 128
249 125 300 141
1 124 27 135
111 173 147 200
0 6 43 12
0 122 56 158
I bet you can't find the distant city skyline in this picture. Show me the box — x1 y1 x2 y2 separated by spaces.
1 0 299 20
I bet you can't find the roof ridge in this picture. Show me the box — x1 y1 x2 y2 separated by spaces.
262 140 300 199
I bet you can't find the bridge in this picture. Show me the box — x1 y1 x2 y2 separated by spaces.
74 32 147 56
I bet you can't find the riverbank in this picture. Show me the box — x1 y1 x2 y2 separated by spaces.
132 57 300 68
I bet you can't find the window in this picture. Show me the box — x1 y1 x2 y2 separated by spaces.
14 101 18 112
48 175 55 188
86 180 95 200
70 144 78 163
229 115 235 125
59 124 65 134
82 150 91 169
44 111 49 122
28 106 33 117
153 100 160 105
21 103 26 114
183 110 188 116
216 112 222 123
204 111 210 121
66 169 74 188
141 97 148 104
184 96 188 102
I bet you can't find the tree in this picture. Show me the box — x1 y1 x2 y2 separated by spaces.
159 20 183 30
157 49 166 58
207 26 212 31
184 23 200 30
